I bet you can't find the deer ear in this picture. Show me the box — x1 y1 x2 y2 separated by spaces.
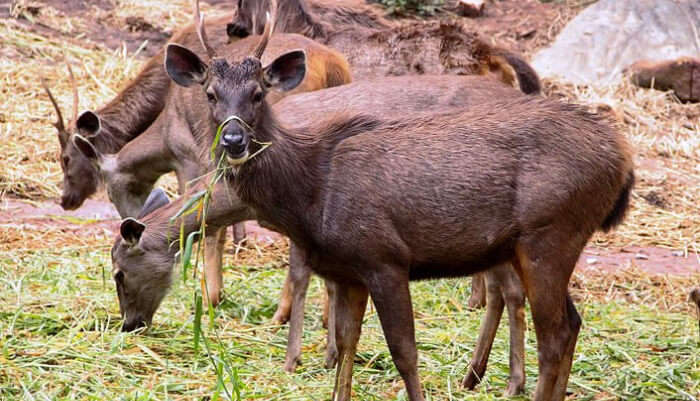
120 217 146 245
263 50 306 92
73 134 101 162
137 188 170 219
76 111 101 136
165 44 208 87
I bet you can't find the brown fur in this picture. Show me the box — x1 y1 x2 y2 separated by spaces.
627 57 700 103
232 96 633 401
229 0 541 94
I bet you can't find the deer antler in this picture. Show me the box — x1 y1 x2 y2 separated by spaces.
252 0 277 59
194 0 216 59
66 62 79 124
41 79 66 133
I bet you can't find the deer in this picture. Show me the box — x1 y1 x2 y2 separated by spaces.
44 13 233 213
109 71 534 379
112 8 635 401
228 0 542 95
230 0 543 314
66 0 351 310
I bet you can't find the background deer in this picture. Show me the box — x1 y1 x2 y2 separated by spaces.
228 0 541 95
154 16 635 400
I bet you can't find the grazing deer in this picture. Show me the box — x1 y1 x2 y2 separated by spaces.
116 10 635 401
70 0 351 308
110 72 533 377
228 0 541 95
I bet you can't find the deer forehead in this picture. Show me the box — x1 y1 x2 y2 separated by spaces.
211 57 263 85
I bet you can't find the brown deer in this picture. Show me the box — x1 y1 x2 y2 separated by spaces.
115 13 635 401
70 0 351 309
110 73 533 379
230 0 542 315
228 0 541 95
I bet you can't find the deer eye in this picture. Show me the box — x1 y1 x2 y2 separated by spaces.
62 156 70 166
252 91 263 103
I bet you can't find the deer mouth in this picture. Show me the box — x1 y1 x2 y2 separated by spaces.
226 150 250 166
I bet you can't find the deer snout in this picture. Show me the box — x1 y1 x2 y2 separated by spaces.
121 318 147 332
220 125 249 160
60 192 82 210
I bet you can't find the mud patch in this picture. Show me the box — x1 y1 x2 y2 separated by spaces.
579 246 700 276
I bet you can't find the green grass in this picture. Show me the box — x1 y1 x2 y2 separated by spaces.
1 245 698 400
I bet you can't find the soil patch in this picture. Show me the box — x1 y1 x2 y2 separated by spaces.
4 0 231 57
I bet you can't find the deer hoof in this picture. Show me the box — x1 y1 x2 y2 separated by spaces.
467 294 486 309
271 309 290 326
324 347 338 369
462 371 481 390
504 381 525 396
284 356 301 373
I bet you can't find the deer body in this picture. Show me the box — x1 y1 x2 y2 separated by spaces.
230 97 633 401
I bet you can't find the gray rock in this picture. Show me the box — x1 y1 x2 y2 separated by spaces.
532 0 700 84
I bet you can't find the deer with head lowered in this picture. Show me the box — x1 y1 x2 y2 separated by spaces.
68 0 351 308
43 13 234 212
113 8 635 401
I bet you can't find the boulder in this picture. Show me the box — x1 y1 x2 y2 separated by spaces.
532 0 700 84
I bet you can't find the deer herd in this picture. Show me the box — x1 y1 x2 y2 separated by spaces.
42 0 636 400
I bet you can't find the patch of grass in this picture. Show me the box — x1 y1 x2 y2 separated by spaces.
2 244 699 400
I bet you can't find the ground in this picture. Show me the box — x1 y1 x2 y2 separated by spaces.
1 0 699 400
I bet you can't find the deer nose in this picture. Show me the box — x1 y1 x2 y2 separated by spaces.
121 318 147 332
220 125 248 157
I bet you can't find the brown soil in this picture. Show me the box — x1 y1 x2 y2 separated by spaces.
3 0 231 57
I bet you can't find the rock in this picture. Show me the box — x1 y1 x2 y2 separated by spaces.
627 57 700 103
532 0 700 85
456 0 484 17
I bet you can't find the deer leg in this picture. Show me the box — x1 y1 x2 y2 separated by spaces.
283 243 312 372
367 269 425 401
324 279 338 369
322 284 330 329
202 227 225 306
331 281 368 401
468 272 487 309
463 268 505 390
514 236 582 401
272 267 294 325
550 294 582 401
231 222 247 245
502 266 527 396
